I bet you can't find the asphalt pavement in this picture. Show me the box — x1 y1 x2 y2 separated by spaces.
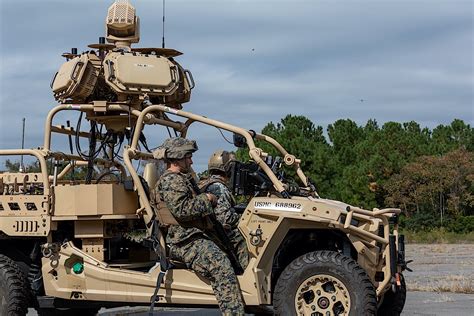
26 291 474 315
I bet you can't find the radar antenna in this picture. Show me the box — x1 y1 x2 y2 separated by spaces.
106 0 140 49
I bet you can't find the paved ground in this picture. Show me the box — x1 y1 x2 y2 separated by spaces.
27 244 474 315
97 292 474 315
27 291 474 315
404 291 474 316
96 292 474 315
404 244 474 293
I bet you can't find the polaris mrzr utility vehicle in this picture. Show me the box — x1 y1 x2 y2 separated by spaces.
0 1 408 315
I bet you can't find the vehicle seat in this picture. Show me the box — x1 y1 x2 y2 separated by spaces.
143 162 159 191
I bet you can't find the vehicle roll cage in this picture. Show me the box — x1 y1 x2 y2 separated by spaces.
0 102 402 296
1 103 314 226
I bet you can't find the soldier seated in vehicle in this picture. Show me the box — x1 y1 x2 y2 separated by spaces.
199 150 249 269
152 137 245 315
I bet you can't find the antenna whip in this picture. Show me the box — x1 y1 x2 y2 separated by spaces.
20 118 25 172
162 0 166 48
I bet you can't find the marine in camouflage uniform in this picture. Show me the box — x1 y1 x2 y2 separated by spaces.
200 150 249 269
152 137 245 315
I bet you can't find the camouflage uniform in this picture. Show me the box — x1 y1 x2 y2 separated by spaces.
201 175 249 269
154 137 245 315
169 238 245 315
157 171 212 245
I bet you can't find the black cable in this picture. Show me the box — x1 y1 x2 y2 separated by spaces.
112 134 124 160
85 120 97 184
75 112 87 160
113 137 124 161
66 120 75 181
102 144 109 159
216 127 234 145
75 112 111 161
166 126 172 138
92 124 110 159
95 170 121 184
136 159 142 174
139 132 152 153
75 113 104 160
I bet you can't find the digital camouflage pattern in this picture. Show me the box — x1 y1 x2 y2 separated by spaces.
153 137 198 160
201 175 239 227
169 239 245 315
202 175 249 268
155 170 211 245
156 169 245 315
227 227 249 270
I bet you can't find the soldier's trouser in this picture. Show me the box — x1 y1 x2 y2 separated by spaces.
228 228 249 269
170 238 245 315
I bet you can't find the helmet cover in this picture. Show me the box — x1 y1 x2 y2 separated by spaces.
153 137 198 160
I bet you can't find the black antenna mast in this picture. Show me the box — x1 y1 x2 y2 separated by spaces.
162 0 166 48
20 118 25 172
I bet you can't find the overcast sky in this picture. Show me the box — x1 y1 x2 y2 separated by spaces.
0 0 473 172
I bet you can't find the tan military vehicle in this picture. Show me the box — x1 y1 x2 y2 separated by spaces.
0 1 408 315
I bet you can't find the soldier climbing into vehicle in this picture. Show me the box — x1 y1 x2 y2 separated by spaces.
151 137 245 315
200 150 249 269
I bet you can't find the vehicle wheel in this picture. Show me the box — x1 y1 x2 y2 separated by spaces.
0 254 30 316
274 250 377 315
377 274 406 316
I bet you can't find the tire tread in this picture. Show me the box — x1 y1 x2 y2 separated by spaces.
274 250 377 315
377 274 407 316
0 254 30 316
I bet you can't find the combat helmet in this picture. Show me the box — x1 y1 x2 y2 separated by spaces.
153 137 198 160
208 150 235 173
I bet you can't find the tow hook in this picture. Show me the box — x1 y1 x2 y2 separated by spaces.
41 243 60 258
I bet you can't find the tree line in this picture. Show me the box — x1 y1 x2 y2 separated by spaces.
3 116 472 232
237 116 473 233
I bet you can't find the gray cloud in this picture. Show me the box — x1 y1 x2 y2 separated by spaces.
1 0 473 172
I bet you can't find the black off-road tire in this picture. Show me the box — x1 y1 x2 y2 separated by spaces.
0 254 30 316
274 250 377 315
377 274 407 316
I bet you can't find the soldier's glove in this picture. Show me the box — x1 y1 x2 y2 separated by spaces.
196 201 217 231
284 182 300 194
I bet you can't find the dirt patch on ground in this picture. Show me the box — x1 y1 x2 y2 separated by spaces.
405 244 474 293
404 291 474 315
